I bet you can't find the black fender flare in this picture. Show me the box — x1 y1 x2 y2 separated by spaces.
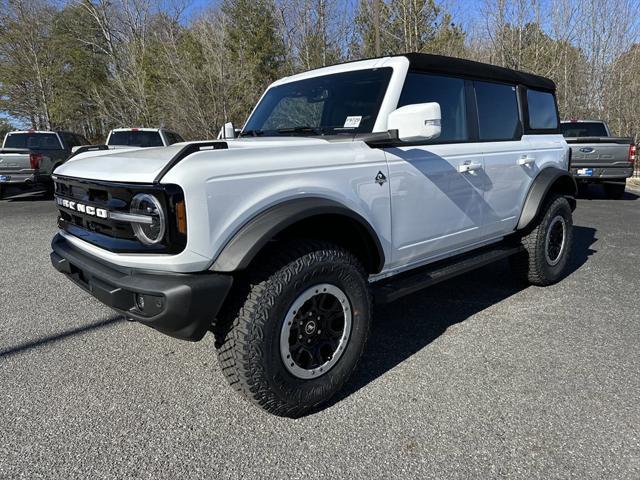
517 167 577 230
210 197 385 273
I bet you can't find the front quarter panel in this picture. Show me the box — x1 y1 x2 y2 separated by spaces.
161 141 392 272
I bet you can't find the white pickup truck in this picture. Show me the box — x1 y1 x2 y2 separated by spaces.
50 53 576 417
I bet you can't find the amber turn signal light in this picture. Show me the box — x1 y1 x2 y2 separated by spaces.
176 200 187 235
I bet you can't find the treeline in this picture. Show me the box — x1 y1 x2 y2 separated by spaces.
0 0 639 142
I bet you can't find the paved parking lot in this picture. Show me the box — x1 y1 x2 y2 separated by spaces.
1 187 639 479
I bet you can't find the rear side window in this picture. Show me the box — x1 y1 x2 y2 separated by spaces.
560 122 608 137
4 133 62 150
108 131 164 147
474 81 520 141
398 73 468 142
527 90 558 130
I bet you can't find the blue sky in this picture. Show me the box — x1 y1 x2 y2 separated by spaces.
182 0 486 30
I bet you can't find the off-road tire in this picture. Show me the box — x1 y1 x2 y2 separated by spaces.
214 240 371 417
603 182 626 199
510 194 573 286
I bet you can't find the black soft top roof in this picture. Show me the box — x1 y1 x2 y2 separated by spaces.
400 53 555 91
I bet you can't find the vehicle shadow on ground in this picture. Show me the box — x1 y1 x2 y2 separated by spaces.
0 316 125 359
321 225 597 413
2 194 51 202
578 184 639 201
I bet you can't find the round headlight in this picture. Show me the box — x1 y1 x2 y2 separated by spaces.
130 193 165 245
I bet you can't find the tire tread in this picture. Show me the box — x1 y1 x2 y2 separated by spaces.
214 240 369 417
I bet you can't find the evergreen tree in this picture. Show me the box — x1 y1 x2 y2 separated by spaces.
351 0 466 58
49 4 109 139
222 0 286 123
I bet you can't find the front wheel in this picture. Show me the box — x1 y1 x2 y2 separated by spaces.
510 194 573 286
214 241 371 417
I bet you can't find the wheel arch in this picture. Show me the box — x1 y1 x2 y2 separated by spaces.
517 167 577 231
210 197 385 274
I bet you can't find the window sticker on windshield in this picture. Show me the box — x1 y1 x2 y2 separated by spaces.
344 116 362 128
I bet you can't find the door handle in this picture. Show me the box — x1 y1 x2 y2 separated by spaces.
458 162 483 174
518 156 536 166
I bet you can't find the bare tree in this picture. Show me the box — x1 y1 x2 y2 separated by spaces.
0 0 57 129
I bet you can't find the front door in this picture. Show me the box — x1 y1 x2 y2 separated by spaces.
383 72 497 269
385 143 490 269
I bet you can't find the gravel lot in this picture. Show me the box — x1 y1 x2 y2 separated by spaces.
1 186 639 479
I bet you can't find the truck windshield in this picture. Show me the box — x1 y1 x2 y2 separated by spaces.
4 132 62 150
560 122 608 137
108 130 163 147
241 68 393 137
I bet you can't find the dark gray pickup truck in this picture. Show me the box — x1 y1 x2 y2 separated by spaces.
560 120 635 199
0 130 87 198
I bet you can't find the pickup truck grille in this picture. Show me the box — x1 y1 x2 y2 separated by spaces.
53 176 186 253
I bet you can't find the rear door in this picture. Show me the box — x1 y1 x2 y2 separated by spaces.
384 72 489 268
476 81 531 236
481 86 565 237
477 82 542 237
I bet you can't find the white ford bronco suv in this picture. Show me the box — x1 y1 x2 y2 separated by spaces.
50 53 576 417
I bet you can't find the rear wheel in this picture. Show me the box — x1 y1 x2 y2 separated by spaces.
510 194 573 286
214 241 371 417
603 182 626 199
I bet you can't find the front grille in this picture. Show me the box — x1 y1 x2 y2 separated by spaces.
54 176 186 253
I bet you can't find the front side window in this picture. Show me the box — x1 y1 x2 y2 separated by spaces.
242 68 393 136
398 72 468 143
474 81 520 141
108 131 164 147
527 89 558 130
4 132 62 150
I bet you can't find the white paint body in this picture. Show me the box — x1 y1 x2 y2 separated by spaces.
55 56 569 279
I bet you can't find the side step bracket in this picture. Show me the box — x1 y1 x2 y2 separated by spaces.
372 243 523 304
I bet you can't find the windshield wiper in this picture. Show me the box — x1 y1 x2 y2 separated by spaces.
276 126 324 136
238 129 264 137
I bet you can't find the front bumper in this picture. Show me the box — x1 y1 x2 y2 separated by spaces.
50 233 233 341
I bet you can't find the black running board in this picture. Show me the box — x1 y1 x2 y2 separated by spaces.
372 243 523 304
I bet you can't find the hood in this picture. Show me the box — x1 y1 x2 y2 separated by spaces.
54 137 332 183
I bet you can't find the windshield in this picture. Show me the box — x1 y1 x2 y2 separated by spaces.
242 68 393 137
560 122 608 137
4 133 62 150
108 130 163 147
